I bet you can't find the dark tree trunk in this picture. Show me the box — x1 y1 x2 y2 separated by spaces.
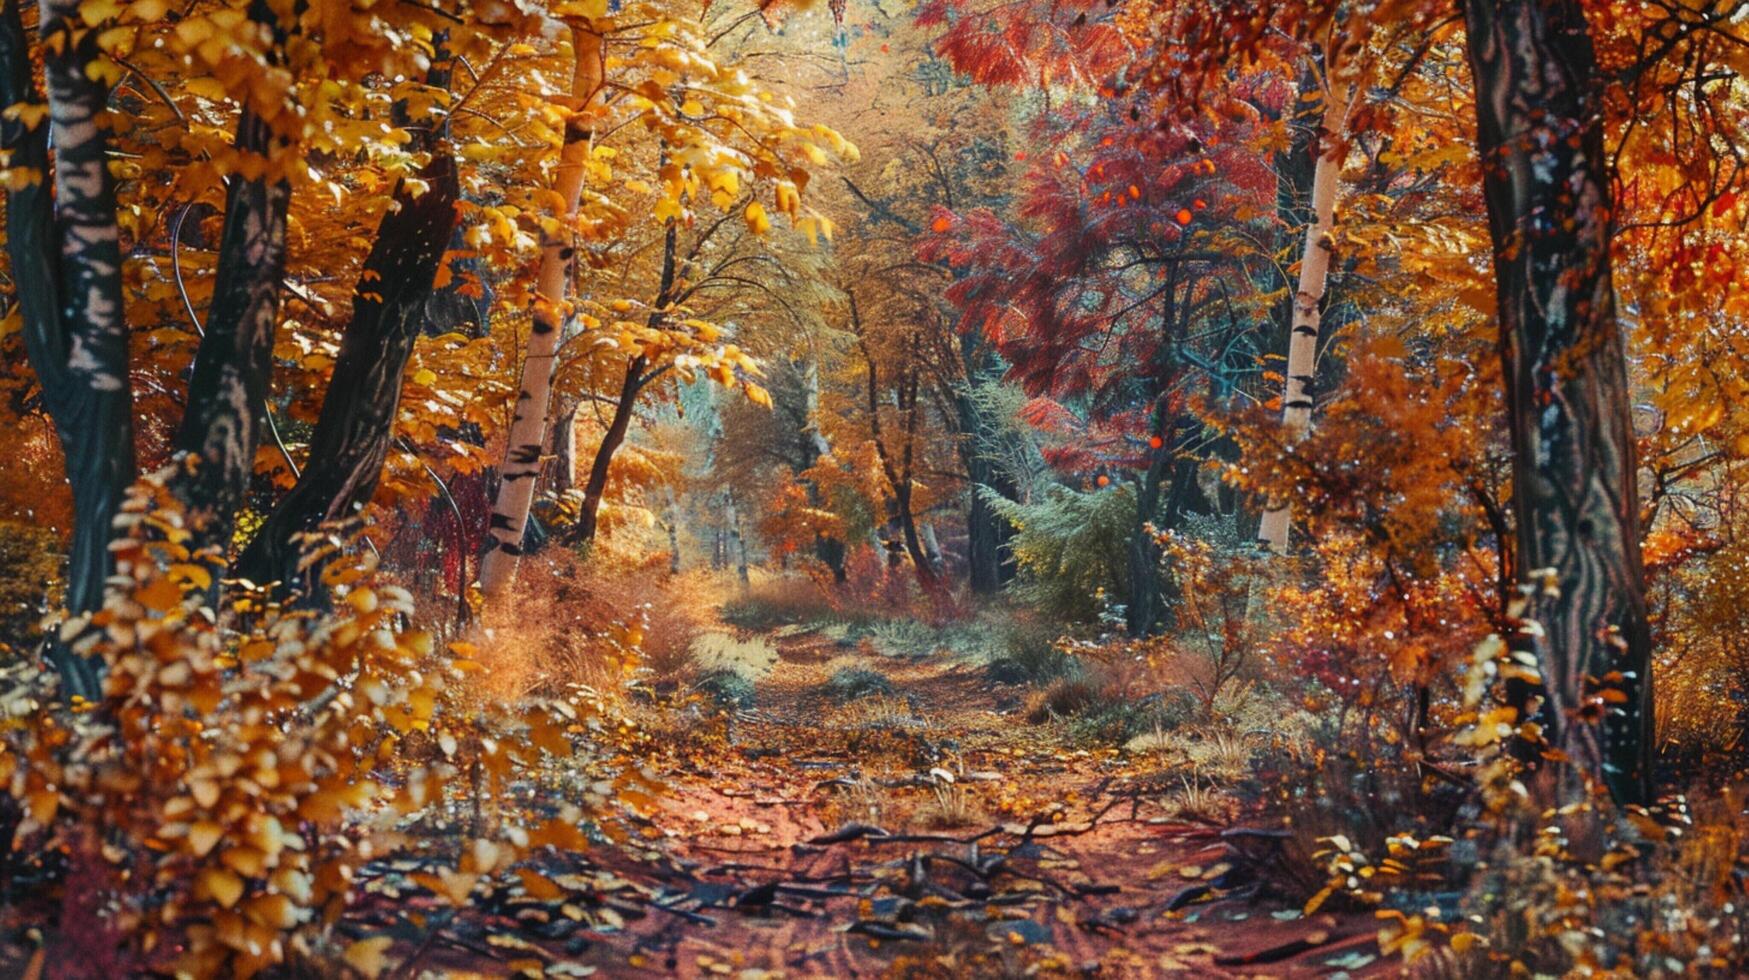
169 109 289 558
423 225 493 338
234 150 461 593
170 0 290 559
955 331 1018 594
571 355 645 545
5 0 134 701
548 402 579 494
893 485 937 590
814 534 847 582
962 428 1018 593
1269 65 1320 364
570 220 679 546
1465 0 1654 806
1125 446 1170 638
798 358 847 582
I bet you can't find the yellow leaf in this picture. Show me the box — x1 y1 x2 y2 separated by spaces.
343 937 395 979
183 77 226 102
137 575 182 612
201 867 244 909
744 201 770 235
189 820 223 857
1303 883 1336 916
169 562 212 590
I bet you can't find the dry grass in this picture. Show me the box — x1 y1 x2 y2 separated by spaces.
824 775 889 827
464 550 717 703
1024 676 1102 723
1126 726 1259 782
838 694 930 731
913 778 985 829
687 631 779 679
1161 770 1232 823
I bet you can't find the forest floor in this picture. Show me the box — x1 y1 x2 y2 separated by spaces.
0 619 1398 978
372 624 1397 979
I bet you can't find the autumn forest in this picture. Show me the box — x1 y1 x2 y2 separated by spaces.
0 0 1745 975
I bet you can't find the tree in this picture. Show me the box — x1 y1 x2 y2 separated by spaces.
1 0 496 691
920 89 1281 633
477 25 604 598
1256 61 1350 552
1 0 131 699
1464 0 1652 805
235 134 461 593
475 10 848 593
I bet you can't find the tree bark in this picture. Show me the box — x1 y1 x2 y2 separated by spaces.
570 354 646 545
851 292 940 591
568 217 679 546
170 0 292 558
664 486 682 574
956 332 1017 594
1258 65 1348 553
549 402 579 494
6 0 135 701
726 493 750 585
234 150 460 593
478 27 604 596
1464 0 1654 806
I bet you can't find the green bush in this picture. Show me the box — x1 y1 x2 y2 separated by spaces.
823 667 894 702
869 619 940 660
982 620 1075 685
693 669 756 710
984 484 1136 623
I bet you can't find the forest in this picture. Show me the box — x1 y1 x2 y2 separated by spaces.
0 0 1745 975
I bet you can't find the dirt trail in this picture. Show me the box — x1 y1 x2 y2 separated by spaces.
561 627 1395 979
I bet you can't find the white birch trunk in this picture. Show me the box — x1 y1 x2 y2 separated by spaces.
479 28 603 597
1257 76 1350 553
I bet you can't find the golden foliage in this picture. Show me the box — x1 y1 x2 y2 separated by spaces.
0 472 643 975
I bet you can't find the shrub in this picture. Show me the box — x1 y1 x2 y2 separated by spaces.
870 619 941 660
0 521 58 655
1025 677 1196 747
823 667 894 702
983 483 1135 624
0 475 618 975
982 622 1075 685
693 668 756 710
688 630 779 678
1026 676 1102 721
471 548 678 699
719 575 837 630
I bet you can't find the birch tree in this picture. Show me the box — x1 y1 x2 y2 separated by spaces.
1256 62 1350 554
478 27 605 598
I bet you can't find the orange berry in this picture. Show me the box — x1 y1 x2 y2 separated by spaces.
1149 435 1164 449
1096 474 1111 488
931 216 951 233
1174 209 1193 225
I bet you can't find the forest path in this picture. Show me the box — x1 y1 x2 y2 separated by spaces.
576 625 1395 978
